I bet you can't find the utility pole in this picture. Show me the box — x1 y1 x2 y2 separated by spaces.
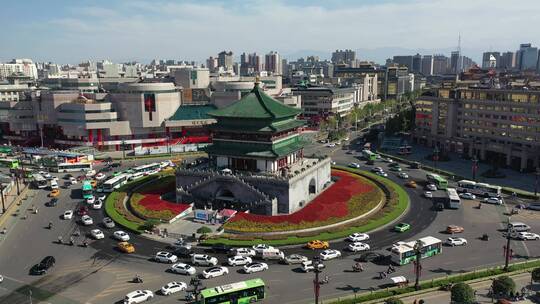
413 240 424 290
0 184 5 213
313 256 322 304
504 216 512 271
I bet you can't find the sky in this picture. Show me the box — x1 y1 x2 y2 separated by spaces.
1 0 540 64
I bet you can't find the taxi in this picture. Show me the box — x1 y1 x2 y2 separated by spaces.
49 189 60 197
306 240 329 250
117 241 135 253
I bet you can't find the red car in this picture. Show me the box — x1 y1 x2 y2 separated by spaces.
77 206 89 216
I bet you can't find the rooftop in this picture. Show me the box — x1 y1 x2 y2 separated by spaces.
168 104 216 121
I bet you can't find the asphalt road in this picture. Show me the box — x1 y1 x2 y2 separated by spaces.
0 144 539 304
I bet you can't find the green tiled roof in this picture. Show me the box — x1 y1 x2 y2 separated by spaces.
208 83 302 119
210 119 305 133
206 138 305 159
168 104 216 121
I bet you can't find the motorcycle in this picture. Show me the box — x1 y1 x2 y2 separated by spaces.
481 234 489 241
320 276 329 284
352 264 364 272
48 222 53 229
132 275 143 283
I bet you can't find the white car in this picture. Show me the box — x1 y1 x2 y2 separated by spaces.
228 255 252 266
398 172 409 179
69 177 77 185
0 274 3 283
113 230 130 241
202 266 229 279
326 143 336 148
86 196 95 205
63 210 73 220
347 233 369 242
426 184 437 191
98 194 107 201
459 192 476 200
348 242 370 252
123 290 153 304
424 191 433 198
484 197 503 205
252 244 274 253
243 262 268 274
81 215 93 226
230 247 255 257
515 232 540 240
90 229 104 239
320 249 341 260
383 158 393 163
160 281 187 296
92 200 103 210
375 171 388 177
301 260 326 272
42 172 52 179
169 263 196 275
85 170 96 177
102 217 115 228
348 163 360 169
95 173 106 181
154 251 178 264
446 237 467 246
371 167 383 173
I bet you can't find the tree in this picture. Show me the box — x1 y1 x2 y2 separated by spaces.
492 276 516 296
139 219 159 231
531 267 540 282
327 116 338 130
384 298 404 304
196 226 212 235
450 282 475 304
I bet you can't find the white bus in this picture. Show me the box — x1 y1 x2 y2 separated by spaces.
33 174 48 189
446 188 461 209
102 174 129 193
54 162 93 173
456 180 501 197
128 171 144 181
390 236 442 265
132 163 161 176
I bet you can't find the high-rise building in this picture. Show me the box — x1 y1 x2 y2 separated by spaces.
450 51 461 74
206 57 218 72
331 49 356 65
0 59 38 80
421 55 434 76
432 55 449 75
499 52 515 70
218 51 234 71
265 51 282 75
516 43 538 71
482 52 500 68
392 55 413 71
412 53 422 74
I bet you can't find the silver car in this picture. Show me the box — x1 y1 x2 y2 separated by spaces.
282 254 308 265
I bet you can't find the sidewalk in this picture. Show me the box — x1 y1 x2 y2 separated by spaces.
385 143 538 192
398 272 537 304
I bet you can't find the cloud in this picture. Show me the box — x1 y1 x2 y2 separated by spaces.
3 0 540 63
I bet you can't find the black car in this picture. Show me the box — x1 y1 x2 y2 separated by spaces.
47 198 58 207
210 243 232 253
173 246 194 257
30 256 56 275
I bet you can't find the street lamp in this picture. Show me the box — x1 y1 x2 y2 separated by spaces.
313 256 323 304
472 157 479 182
504 216 512 271
413 240 424 291
433 146 440 169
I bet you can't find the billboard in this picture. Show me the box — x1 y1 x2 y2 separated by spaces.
143 93 156 121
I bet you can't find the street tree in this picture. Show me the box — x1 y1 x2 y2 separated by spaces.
450 282 475 304
384 298 404 304
492 276 516 296
531 267 540 282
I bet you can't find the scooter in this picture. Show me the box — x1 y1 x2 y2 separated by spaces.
132 276 143 283
352 264 364 272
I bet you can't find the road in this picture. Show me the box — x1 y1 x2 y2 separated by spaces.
0 144 539 304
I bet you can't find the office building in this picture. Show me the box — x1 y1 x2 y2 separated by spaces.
499 52 515 70
173 67 210 89
331 49 356 65
482 52 500 69
265 51 282 75
218 51 234 71
292 86 355 119
206 57 218 73
421 55 434 76
412 54 422 74
516 43 538 71
0 59 38 80
392 55 414 71
433 55 449 75
413 86 540 171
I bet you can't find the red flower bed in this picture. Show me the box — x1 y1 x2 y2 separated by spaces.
137 180 190 214
228 170 374 224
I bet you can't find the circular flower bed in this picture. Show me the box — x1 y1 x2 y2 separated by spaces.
130 176 191 221
224 170 384 233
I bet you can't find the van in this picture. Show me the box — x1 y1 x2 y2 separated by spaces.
50 180 59 190
508 222 530 232
191 254 218 266
259 248 284 260
301 260 325 272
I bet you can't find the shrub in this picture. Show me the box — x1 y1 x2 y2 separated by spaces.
384 298 404 304
532 267 540 282
139 219 160 231
451 282 475 304
197 226 212 234
492 276 515 296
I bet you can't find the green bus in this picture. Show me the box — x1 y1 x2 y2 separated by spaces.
200 278 265 304
426 173 448 190
390 236 442 265
0 158 19 169
362 149 379 161
82 180 93 199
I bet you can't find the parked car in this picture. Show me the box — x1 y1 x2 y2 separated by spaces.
319 249 341 261
81 215 93 226
306 240 329 250
348 242 370 252
123 290 153 304
153 251 178 264
459 192 476 200
394 223 411 232
117 242 135 253
446 237 467 246
90 229 105 239
347 233 369 242
63 210 73 220
228 256 252 266
202 266 229 279
30 256 56 275
169 263 196 275
243 262 268 274
102 217 115 228
160 281 187 296
113 230 130 241
281 254 308 265
446 225 465 234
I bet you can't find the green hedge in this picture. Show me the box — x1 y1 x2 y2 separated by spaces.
203 168 409 247
329 259 540 303
104 191 143 234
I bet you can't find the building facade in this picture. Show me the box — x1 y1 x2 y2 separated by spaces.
413 87 540 171
292 86 355 118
